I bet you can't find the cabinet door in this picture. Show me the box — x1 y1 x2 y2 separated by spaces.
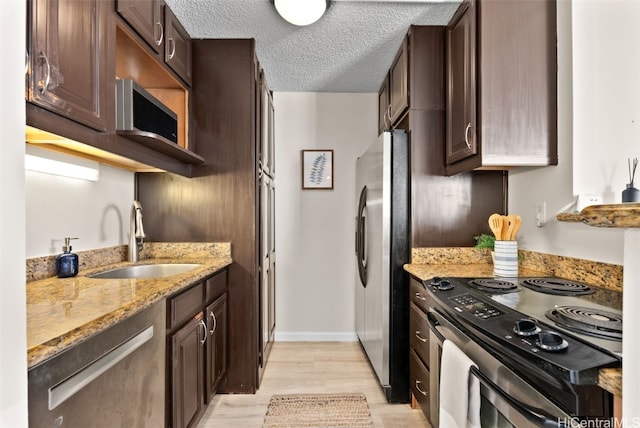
377 76 390 135
259 72 275 177
446 0 477 164
171 314 206 428
117 0 164 54
28 0 112 131
389 37 409 124
205 294 227 403
164 4 192 85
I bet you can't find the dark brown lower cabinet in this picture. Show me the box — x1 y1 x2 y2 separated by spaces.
167 269 228 428
409 277 436 426
170 313 206 428
205 294 228 403
410 349 432 422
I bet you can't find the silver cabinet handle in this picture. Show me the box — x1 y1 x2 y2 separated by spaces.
415 292 426 301
415 331 428 343
25 50 29 75
464 122 472 149
415 380 428 396
209 311 217 335
258 160 263 179
38 51 50 94
167 37 176 60
155 21 164 46
199 319 207 345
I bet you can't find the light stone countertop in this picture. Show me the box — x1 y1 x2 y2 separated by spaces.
27 243 232 368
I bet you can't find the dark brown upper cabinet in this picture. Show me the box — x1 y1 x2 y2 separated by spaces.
378 76 390 135
389 37 409 124
116 0 165 55
445 0 558 175
445 0 477 164
27 0 113 132
164 4 192 86
377 38 409 133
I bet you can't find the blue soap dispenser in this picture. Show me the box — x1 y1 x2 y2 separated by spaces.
56 237 79 278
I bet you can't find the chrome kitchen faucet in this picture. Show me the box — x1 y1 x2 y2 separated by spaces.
128 200 146 262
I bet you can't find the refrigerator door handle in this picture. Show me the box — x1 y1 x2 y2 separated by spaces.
357 185 368 287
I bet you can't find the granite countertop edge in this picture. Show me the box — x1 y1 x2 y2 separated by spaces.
403 262 623 398
27 256 232 368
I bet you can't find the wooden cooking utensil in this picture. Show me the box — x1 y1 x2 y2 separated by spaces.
488 214 503 239
510 215 522 240
500 215 510 240
505 215 517 240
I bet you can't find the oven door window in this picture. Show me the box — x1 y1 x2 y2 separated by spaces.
480 389 518 428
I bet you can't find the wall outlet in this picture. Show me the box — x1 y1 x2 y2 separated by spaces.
536 202 546 227
576 194 603 212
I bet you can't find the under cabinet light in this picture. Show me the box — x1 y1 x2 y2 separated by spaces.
25 145 100 182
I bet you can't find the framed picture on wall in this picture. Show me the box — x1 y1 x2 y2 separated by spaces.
301 149 334 190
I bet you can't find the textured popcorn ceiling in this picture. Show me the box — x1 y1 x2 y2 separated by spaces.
164 0 461 92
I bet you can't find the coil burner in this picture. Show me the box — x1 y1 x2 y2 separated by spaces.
521 278 594 296
545 306 622 341
467 278 518 294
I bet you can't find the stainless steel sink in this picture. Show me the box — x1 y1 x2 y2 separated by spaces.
88 263 202 279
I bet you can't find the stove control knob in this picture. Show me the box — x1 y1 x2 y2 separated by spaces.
429 277 454 291
513 319 541 337
536 331 569 352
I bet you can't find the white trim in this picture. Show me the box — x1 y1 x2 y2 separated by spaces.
274 332 358 342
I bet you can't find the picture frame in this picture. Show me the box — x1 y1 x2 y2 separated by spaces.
301 149 334 189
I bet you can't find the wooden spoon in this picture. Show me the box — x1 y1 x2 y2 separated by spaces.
510 215 522 240
488 214 503 239
500 215 510 240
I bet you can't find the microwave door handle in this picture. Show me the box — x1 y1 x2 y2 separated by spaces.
469 366 561 428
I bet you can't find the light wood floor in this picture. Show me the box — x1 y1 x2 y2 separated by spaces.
197 341 430 428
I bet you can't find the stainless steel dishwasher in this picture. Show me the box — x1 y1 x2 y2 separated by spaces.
28 302 165 427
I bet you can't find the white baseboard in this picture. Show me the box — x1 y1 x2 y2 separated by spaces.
274 332 358 342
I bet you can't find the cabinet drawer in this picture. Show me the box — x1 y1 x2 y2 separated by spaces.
410 302 430 368
410 277 430 313
168 282 204 330
410 349 431 422
205 270 227 305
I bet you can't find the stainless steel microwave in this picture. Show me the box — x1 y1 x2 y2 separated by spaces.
115 79 178 144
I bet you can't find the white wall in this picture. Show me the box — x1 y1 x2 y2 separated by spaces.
1 0 28 425
26 159 134 257
273 93 378 341
509 0 630 265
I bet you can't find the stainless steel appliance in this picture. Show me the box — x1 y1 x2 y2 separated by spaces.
354 130 410 402
28 302 166 427
115 78 178 144
424 276 621 427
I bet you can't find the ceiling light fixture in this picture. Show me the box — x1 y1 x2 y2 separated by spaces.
273 0 331 26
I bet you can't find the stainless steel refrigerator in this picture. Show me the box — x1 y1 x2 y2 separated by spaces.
355 130 410 403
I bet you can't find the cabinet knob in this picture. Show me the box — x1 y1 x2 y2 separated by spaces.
415 331 428 343
415 292 426 301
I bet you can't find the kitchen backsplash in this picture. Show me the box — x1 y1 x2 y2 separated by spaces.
411 247 623 293
27 242 231 282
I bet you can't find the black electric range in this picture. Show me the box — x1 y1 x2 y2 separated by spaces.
423 276 622 419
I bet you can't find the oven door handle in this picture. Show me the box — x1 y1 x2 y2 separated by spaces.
470 366 561 427
427 310 448 343
429 310 561 428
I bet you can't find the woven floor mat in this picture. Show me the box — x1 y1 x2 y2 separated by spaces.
262 392 373 427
